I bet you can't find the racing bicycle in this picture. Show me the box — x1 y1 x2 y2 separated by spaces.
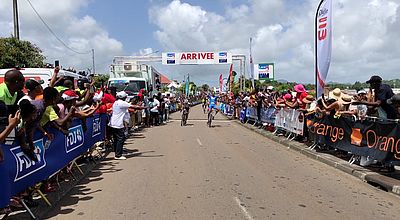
207 108 217 127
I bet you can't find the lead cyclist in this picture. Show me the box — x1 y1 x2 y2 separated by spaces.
207 92 219 120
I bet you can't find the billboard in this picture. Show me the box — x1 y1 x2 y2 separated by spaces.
162 52 232 65
254 63 274 80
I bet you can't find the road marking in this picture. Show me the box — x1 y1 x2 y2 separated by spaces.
196 138 203 146
234 197 254 220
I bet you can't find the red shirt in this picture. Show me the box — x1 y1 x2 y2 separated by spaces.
101 93 116 104
296 92 308 109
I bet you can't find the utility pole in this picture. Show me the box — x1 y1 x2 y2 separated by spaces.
13 0 20 40
92 49 95 75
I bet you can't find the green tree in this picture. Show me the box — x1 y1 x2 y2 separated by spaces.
0 37 45 68
200 84 210 92
92 74 110 88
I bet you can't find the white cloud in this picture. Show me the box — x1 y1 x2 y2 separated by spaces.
0 0 123 73
150 0 400 85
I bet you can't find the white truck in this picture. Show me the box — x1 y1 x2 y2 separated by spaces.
108 61 161 98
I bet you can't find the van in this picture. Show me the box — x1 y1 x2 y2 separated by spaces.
0 68 88 89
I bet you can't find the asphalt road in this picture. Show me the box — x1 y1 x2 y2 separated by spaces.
46 106 400 220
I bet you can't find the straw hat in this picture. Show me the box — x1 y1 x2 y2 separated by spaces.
329 88 352 101
302 95 315 104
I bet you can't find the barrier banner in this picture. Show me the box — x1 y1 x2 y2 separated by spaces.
0 114 107 208
246 107 257 120
275 109 304 135
261 107 277 124
308 115 400 164
224 105 234 116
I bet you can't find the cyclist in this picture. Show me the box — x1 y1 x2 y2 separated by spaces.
207 92 219 121
180 96 190 125
202 96 208 113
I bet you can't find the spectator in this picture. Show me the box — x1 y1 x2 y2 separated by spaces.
359 76 398 119
149 95 160 126
18 79 44 104
38 87 72 135
16 100 39 161
108 91 144 160
0 111 21 161
0 69 25 115
286 84 308 109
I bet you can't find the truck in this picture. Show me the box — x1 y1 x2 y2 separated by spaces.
108 59 162 98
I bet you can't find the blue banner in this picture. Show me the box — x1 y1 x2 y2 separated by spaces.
0 114 107 208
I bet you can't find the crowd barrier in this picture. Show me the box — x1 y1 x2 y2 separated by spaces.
245 106 278 125
308 115 400 165
224 103 400 165
0 114 107 208
275 109 304 135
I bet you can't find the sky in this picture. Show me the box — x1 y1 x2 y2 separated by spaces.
0 0 399 86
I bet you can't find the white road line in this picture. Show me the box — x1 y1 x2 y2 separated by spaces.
196 138 203 146
234 197 254 220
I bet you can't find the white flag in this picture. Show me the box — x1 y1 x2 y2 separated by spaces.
316 0 332 98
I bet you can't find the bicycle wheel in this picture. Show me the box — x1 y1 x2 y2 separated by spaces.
207 111 212 127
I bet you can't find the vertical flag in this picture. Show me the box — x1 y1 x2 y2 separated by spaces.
315 0 332 98
249 37 255 89
219 74 223 93
229 64 233 97
185 74 189 96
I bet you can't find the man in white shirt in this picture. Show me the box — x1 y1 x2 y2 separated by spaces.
149 95 160 126
109 91 144 160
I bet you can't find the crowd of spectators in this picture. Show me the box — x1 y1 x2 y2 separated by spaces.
0 67 194 213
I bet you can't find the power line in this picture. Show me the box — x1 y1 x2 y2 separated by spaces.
25 0 91 55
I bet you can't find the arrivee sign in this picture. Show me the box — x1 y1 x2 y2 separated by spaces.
162 52 232 65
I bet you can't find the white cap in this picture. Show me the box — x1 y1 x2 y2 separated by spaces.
116 91 128 98
267 86 274 90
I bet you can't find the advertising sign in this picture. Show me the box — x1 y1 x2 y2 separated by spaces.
254 63 274 80
162 52 232 65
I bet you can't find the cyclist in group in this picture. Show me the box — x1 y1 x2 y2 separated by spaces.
202 95 208 113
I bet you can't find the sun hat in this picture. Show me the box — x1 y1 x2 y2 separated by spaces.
294 84 306 93
267 86 274 91
62 90 79 101
302 95 315 104
329 88 342 101
283 94 292 100
341 96 352 105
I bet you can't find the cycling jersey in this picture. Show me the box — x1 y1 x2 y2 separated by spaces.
208 95 218 109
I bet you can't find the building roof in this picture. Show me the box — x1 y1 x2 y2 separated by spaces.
160 74 172 84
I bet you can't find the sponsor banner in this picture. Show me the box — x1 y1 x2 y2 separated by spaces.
275 109 304 135
162 52 232 65
316 0 333 97
0 115 107 208
254 63 274 81
308 115 400 164
261 107 278 124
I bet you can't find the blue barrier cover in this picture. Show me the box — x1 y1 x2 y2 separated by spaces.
0 114 107 208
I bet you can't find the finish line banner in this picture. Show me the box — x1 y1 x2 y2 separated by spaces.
308 115 400 164
0 115 107 208
162 52 232 65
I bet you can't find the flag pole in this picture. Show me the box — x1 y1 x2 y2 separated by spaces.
315 0 324 97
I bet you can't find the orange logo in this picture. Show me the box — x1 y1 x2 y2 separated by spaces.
351 128 362 146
